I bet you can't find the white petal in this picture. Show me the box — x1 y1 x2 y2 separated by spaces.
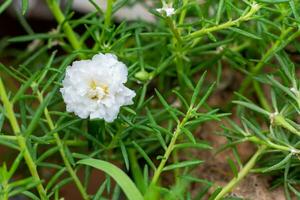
60 53 136 122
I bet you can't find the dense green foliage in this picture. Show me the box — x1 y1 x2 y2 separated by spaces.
0 0 300 199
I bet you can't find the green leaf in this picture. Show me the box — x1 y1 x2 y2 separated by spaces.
128 149 147 194
208 187 222 200
233 101 270 116
181 127 196 144
0 112 5 132
191 71 207 107
227 158 238 177
195 83 215 110
257 0 289 3
155 89 179 122
78 158 143 200
0 136 19 150
181 175 213 186
0 0 12 15
163 160 203 171
172 90 189 110
8 33 63 42
137 83 148 109
242 118 269 141
289 0 300 27
174 142 212 150
9 177 40 197
146 108 167 150
263 153 293 172
112 185 121 200
229 27 262 40
46 168 66 190
267 75 298 102
12 72 39 103
25 86 60 136
275 52 295 82
8 151 24 179
93 179 108 200
0 63 25 83
216 0 225 24
132 141 156 171
21 191 40 200
22 0 29 15
119 140 130 171
36 147 59 164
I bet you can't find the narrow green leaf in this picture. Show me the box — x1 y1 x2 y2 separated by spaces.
191 71 207 106
257 0 289 3
242 118 269 141
46 168 66 190
195 83 215 110
12 72 39 103
22 0 29 15
174 142 212 150
8 151 24 179
47 119 81 136
93 179 108 200
229 27 262 40
146 108 167 150
155 89 179 122
36 147 59 164
119 140 130 171
0 0 13 14
0 63 25 83
208 187 222 200
21 191 40 200
132 141 156 171
112 185 121 200
181 175 213 186
137 83 148 109
15 4 34 34
263 153 293 172
36 51 57 86
9 178 40 197
172 90 189 110
216 0 224 24
8 33 63 42
288 183 300 197
233 101 270 116
128 149 147 194
0 136 19 150
78 158 144 200
227 158 238 177
181 127 196 144
289 0 300 27
163 160 203 171
25 87 60 136
267 75 298 102
0 112 5 132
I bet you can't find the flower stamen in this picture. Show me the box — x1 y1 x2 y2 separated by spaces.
88 80 109 100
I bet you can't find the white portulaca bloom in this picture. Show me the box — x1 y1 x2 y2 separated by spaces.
156 3 175 17
60 53 136 122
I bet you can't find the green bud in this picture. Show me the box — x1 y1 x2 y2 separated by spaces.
135 70 151 81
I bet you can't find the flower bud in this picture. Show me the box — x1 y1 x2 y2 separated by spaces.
135 70 151 81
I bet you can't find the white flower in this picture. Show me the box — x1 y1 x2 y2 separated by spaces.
60 53 136 122
156 4 175 17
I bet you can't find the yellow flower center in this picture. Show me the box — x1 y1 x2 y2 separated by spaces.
88 80 109 100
